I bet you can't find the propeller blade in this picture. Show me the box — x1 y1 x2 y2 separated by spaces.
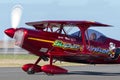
11 4 22 29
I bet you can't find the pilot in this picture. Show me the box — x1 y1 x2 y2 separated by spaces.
90 33 97 41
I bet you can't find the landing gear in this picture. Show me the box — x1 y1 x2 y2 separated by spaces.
22 54 68 75
22 57 42 74
41 54 68 74
27 67 35 74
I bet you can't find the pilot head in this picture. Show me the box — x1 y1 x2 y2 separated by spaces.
90 33 97 41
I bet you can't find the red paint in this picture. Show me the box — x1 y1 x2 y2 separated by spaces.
4 20 120 74
22 64 42 72
41 64 68 74
79 26 89 53
4 28 15 38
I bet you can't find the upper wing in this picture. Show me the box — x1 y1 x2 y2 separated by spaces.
26 20 112 30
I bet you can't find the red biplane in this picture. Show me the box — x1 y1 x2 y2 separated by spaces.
4 20 120 74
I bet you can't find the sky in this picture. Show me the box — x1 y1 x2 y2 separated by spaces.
0 0 120 40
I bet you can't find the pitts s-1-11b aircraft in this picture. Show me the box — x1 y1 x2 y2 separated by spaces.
4 20 120 74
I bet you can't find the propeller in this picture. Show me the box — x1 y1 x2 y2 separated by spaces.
11 4 22 29
11 4 24 47
4 4 23 54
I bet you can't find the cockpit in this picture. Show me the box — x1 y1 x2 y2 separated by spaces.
70 29 107 43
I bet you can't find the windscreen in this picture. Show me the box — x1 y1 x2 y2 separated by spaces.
70 29 106 42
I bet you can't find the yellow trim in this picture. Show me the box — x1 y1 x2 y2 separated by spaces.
28 37 54 43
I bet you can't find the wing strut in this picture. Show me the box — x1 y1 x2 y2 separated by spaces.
79 25 89 53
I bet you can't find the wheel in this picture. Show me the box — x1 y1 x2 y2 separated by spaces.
27 68 35 74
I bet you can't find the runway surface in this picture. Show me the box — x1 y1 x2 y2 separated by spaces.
0 64 120 80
